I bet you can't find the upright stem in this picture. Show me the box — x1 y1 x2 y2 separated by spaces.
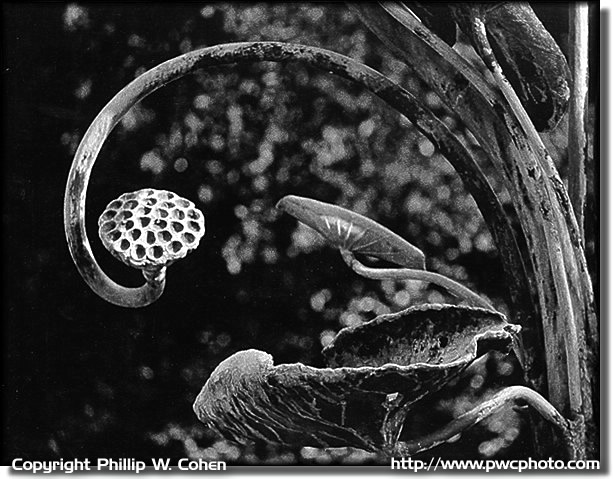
568 2 590 242
451 7 587 427
340 250 495 311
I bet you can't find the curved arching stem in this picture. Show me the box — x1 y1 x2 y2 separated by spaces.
340 249 495 311
393 386 577 460
65 41 527 308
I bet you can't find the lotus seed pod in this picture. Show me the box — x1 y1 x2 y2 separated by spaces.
98 189 205 274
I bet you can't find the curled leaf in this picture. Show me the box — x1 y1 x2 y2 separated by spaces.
323 303 515 368
486 4 571 131
194 306 519 450
452 3 571 131
276 195 425 269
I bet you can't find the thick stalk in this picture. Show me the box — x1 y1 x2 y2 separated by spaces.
568 3 590 242
349 3 597 456
451 7 589 442
456 5 596 455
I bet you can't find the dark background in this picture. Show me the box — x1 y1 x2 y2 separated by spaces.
2 3 597 464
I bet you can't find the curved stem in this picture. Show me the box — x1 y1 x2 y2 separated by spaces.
340 249 495 311
394 386 576 459
65 41 525 309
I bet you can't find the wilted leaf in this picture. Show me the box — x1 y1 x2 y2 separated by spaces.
193 308 519 451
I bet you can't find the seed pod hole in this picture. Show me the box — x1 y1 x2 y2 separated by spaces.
158 231 172 242
101 222 116 233
172 222 184 233
171 241 183 253
188 209 201 220
149 246 164 259
183 232 196 243
188 221 201 232
130 229 142 241
125 220 135 230
135 245 146 259
153 219 167 229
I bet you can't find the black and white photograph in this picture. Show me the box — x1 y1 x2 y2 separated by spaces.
3 2 601 473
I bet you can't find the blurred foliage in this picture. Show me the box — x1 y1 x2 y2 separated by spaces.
3 2 596 464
